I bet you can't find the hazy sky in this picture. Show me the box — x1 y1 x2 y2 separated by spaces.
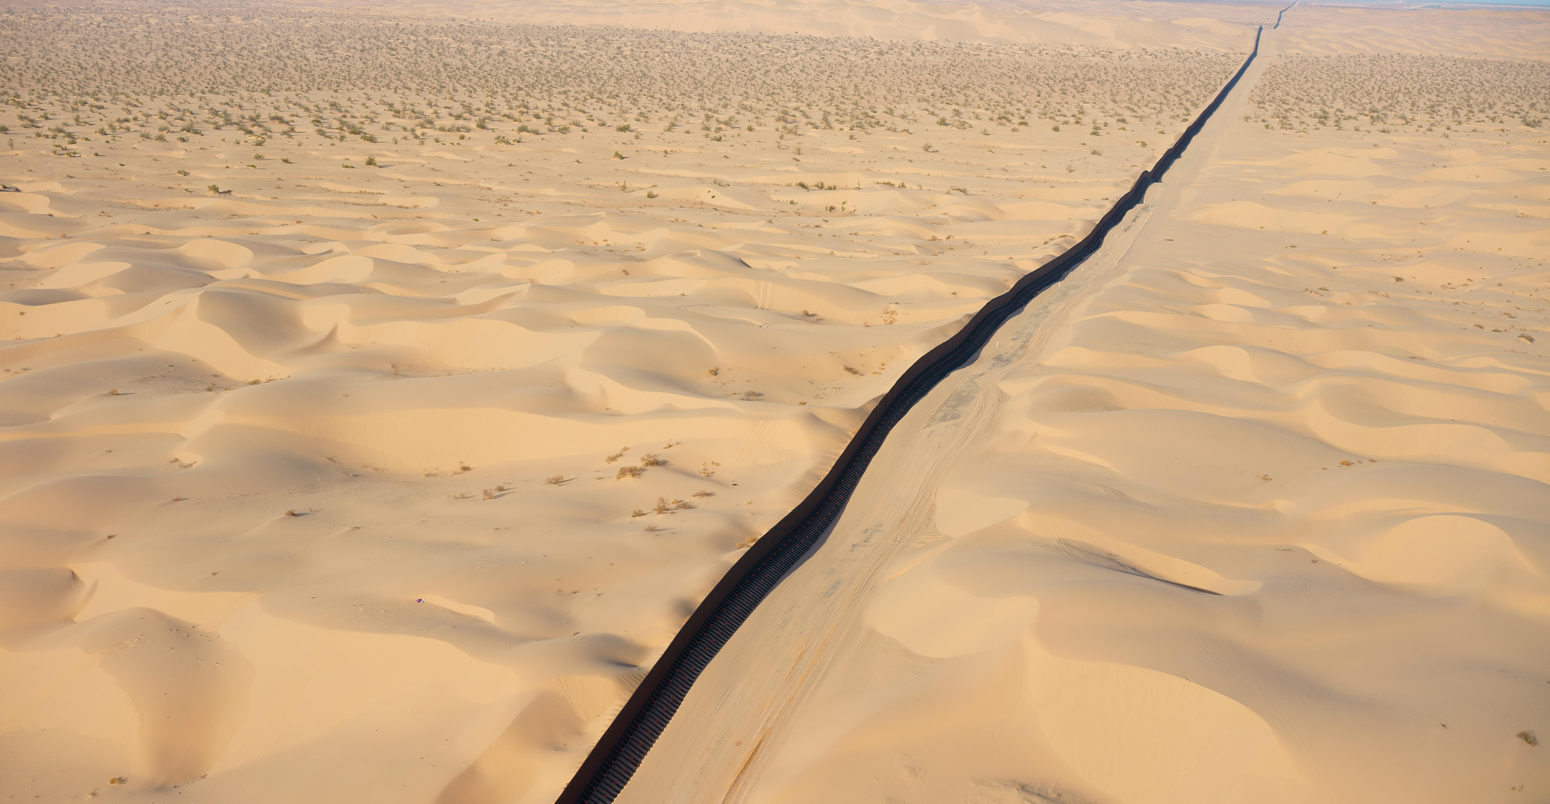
1206 0 1550 6
1304 0 1550 6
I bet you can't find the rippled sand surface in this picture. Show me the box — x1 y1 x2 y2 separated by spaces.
605 7 1550 804
0 2 1250 801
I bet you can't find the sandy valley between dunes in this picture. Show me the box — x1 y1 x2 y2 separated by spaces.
1 1 1548 803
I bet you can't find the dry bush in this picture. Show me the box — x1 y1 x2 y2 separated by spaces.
0 2 1239 149
1250 54 1550 133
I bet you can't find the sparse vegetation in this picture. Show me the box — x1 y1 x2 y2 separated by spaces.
0 7 1237 160
1252 55 1550 133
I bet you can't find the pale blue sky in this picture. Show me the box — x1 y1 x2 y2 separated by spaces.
1195 0 1550 6
1303 0 1550 6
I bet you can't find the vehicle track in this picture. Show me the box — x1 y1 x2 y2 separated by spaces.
556 21 1271 804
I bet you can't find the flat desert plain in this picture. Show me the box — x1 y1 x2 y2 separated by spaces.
0 1 1547 803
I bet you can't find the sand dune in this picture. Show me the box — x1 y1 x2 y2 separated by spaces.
615 10 1550 803
0 2 1259 801
4 1 1546 802
1279 6 1550 60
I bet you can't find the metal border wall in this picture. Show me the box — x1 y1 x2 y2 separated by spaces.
556 23 1265 803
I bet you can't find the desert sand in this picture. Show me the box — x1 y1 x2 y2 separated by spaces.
0 1 1546 803
619 5 1550 804
0 2 1243 801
